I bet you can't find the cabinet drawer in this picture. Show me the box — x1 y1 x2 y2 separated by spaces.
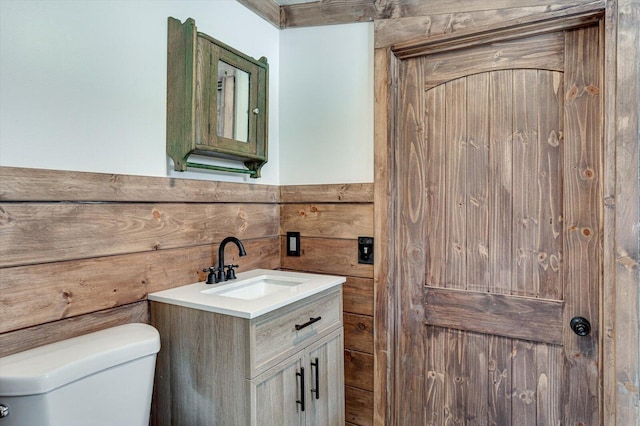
249 287 342 377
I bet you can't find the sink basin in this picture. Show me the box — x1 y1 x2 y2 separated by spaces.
201 275 307 300
148 269 345 318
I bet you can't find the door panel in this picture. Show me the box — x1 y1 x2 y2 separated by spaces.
395 24 601 425
306 329 345 426
252 355 304 426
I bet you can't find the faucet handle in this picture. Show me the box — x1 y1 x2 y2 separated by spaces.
203 266 220 284
225 264 239 280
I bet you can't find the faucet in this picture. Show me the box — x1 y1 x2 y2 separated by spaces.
207 236 246 283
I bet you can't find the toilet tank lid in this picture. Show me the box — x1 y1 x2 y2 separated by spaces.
0 323 160 396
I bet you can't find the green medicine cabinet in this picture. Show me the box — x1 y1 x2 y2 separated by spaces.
166 17 268 177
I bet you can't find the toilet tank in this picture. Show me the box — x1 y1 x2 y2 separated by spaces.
0 323 160 426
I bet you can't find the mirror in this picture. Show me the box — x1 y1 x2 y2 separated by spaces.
217 61 250 142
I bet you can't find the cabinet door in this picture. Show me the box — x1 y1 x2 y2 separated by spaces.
306 329 345 426
251 354 305 426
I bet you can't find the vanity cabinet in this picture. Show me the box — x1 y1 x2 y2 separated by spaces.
252 329 344 426
150 286 344 426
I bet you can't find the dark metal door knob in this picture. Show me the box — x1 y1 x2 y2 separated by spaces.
570 316 591 336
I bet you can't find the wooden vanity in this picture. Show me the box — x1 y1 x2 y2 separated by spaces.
149 271 344 425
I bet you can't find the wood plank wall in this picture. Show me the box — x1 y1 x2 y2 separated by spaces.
0 167 281 356
0 167 375 425
280 183 375 426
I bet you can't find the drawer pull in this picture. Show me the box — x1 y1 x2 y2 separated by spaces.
295 316 322 331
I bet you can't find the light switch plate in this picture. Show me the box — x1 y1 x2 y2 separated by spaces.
287 232 301 256
358 236 374 264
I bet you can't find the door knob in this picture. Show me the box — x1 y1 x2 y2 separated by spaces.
570 316 591 336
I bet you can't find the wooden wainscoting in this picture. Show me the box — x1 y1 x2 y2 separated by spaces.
0 167 280 356
280 183 375 426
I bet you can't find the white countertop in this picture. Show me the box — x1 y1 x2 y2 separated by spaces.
148 269 345 319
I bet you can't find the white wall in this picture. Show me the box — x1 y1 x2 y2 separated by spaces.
0 0 280 184
0 1 374 185
279 23 374 184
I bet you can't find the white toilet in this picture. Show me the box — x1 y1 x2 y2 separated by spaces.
0 323 160 426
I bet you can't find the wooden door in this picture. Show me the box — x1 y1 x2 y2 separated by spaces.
394 24 602 425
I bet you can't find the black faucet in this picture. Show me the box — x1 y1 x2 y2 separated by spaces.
213 236 246 283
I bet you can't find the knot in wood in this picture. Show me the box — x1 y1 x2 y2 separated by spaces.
586 84 600 96
583 168 594 179
566 84 579 101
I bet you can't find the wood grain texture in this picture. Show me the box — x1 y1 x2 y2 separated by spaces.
0 166 279 202
488 69 513 294
601 5 619 423
535 342 563 424
343 277 374 316
535 70 564 300
345 385 374 426
488 334 512 425
151 293 343 425
443 329 467 424
280 0 602 29
562 25 602 426
280 183 373 203
465 73 490 292
344 349 374 392
423 32 564 90
344 313 374 354
425 326 445 425
424 82 447 290
279 182 374 425
395 52 427 425
166 17 196 171
372 46 395 426
0 202 279 267
306 329 346 426
0 302 149 357
151 302 252 426
386 13 608 425
280 203 373 239
444 77 467 289
609 1 640 425
392 2 604 59
424 287 564 345
280 237 373 279
512 69 541 298
375 3 600 47
252 287 342 377
251 354 304 426
0 237 279 334
511 69 565 300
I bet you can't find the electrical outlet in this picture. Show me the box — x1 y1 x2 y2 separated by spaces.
358 236 374 264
